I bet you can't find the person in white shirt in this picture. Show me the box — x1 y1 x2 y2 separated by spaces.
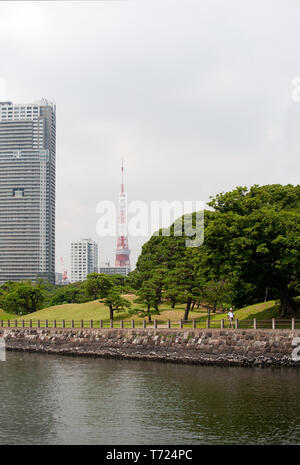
228 308 234 328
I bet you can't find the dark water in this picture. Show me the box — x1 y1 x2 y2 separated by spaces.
0 352 299 445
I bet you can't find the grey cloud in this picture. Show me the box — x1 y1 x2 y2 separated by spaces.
0 0 299 271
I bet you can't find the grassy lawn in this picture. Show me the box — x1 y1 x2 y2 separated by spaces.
0 309 17 321
18 297 210 326
1 296 299 329
0 295 300 328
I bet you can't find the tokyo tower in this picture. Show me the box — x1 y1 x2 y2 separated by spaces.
115 160 131 268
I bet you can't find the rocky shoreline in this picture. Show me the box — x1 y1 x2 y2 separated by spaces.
1 327 300 367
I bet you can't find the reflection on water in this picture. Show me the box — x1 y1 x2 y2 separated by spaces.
0 352 299 444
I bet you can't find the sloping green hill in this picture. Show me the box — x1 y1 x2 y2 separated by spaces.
2 297 281 323
0 309 16 320
22 298 130 322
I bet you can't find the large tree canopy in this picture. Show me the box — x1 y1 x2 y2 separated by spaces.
0 283 46 315
134 184 300 317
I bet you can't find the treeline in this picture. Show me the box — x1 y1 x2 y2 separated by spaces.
1 184 299 320
0 271 232 321
0 274 130 316
130 184 300 319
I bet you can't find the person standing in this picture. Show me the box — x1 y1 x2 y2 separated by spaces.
228 308 234 328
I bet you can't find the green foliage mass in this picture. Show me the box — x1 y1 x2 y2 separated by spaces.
0 273 130 316
0 282 45 315
133 184 300 318
100 286 131 320
0 185 298 320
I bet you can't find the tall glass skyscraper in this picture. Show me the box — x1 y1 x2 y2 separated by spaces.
0 99 56 284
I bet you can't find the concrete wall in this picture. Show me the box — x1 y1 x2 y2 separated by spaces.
1 327 300 367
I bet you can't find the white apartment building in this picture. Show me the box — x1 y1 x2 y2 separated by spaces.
70 238 98 283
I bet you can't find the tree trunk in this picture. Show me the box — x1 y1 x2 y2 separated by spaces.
31 297 36 313
183 297 192 321
191 301 196 310
148 305 151 322
171 298 176 309
109 306 114 321
279 284 294 317
264 287 269 302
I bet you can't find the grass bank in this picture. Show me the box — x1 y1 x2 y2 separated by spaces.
2 297 279 322
1 297 299 328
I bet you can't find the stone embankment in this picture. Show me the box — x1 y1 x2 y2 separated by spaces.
1 327 300 367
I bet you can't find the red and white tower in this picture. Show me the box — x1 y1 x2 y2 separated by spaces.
115 161 131 268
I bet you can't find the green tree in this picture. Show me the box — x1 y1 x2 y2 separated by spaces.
203 279 232 313
100 287 131 321
135 230 186 276
170 248 205 321
131 184 300 318
164 281 178 309
50 284 88 305
85 273 113 300
206 185 300 316
130 281 160 322
1 283 45 315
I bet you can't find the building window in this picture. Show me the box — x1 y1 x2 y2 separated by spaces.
13 188 24 198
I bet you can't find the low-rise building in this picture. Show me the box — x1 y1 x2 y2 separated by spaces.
99 266 130 277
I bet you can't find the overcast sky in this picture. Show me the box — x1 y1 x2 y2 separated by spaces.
1 0 300 273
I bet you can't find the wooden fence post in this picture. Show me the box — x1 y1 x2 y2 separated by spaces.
272 318 276 330
7 320 10 328
131 319 135 329
154 320 157 329
37 320 40 328
53 320 56 328
80 320 83 328
253 318 257 330
90 320 93 328
0 320 3 328
221 319 224 329
29 320 32 328
71 320 74 328
62 320 65 328
167 319 171 329
22 320 25 328
292 318 295 330
14 320 17 327
206 319 210 329
45 320 48 328
179 320 183 329
192 320 196 329
110 320 113 329
143 320 146 329
100 320 103 329
235 319 239 329
120 320 123 329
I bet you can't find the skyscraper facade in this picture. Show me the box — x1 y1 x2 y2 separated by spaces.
0 99 56 284
70 238 98 283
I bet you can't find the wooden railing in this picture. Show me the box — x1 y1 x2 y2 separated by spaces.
0 318 300 330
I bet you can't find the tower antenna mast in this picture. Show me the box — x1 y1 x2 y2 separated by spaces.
115 160 131 269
